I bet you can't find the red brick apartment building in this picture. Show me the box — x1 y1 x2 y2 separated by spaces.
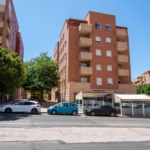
0 0 24 100
52 11 136 102
133 70 150 85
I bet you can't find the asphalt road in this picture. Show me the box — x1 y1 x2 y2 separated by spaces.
1 141 150 150
0 113 150 128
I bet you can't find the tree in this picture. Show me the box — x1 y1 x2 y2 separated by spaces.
23 52 60 100
137 84 150 95
0 47 25 101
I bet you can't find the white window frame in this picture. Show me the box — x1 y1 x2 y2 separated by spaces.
107 65 112 71
106 37 111 44
106 24 111 31
107 78 113 85
96 49 101 56
96 78 102 85
106 50 112 57
96 64 101 71
95 23 101 29
81 78 88 83
95 36 101 42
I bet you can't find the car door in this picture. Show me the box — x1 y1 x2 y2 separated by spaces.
13 101 25 112
54 103 65 114
23 101 34 112
98 106 106 115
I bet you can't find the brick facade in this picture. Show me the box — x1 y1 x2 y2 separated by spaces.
52 11 136 102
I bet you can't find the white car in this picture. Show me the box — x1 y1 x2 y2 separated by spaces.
0 100 41 114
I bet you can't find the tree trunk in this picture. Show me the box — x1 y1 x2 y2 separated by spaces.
40 89 43 101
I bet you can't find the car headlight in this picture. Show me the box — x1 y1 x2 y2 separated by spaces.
87 110 91 112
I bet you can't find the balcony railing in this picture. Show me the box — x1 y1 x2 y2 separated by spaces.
78 66 93 76
7 25 10 35
117 55 128 64
116 28 127 40
0 36 2 44
117 42 127 52
79 23 92 35
118 69 129 77
0 5 5 13
78 37 92 48
6 39 9 48
78 52 92 61
0 21 3 28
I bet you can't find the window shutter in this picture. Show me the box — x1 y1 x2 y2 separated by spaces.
108 78 113 85
97 78 102 85
96 36 101 42
96 64 101 70
106 37 111 43
107 65 112 71
96 49 101 56
106 51 112 57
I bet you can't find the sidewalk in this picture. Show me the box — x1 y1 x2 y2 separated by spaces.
41 107 47 113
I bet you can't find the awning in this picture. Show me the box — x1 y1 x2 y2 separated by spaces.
114 94 150 103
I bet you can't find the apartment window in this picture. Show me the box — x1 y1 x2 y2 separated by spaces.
107 65 112 71
106 50 112 57
96 78 102 85
65 41 66 47
95 36 101 42
106 37 111 44
106 24 111 31
107 78 113 85
96 49 101 56
95 23 100 29
81 64 88 67
81 78 88 83
96 64 101 71
0 13 4 21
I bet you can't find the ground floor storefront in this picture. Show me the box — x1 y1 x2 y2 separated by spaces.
76 91 150 117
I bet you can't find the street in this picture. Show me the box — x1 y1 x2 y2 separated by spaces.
0 113 150 128
0 113 150 149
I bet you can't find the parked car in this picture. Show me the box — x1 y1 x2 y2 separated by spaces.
84 105 118 117
47 102 78 115
0 99 41 114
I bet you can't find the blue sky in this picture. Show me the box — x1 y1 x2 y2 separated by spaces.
13 0 150 79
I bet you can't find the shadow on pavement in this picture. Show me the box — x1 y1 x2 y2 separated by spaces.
0 113 32 121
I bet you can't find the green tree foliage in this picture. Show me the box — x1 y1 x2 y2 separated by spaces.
23 52 60 100
0 47 25 99
137 84 150 95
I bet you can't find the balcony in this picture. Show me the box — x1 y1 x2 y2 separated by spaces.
78 37 92 48
78 52 92 61
118 69 129 77
0 5 5 13
78 66 93 76
0 36 2 43
117 55 128 64
79 23 92 35
7 25 10 35
6 39 9 48
116 28 127 40
117 42 127 52
0 21 3 28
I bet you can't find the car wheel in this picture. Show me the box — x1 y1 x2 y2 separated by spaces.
72 110 77 116
5 108 12 114
31 108 38 114
51 110 57 115
110 112 115 117
91 111 96 116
